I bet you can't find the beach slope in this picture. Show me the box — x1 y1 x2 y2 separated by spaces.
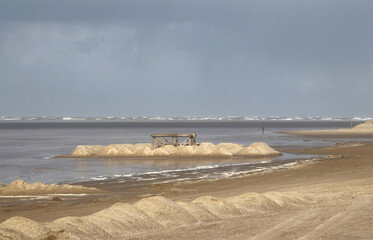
1 142 373 239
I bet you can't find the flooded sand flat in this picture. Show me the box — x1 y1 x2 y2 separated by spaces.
0 120 368 185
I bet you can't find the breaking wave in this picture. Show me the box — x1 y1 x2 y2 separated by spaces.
1 116 371 122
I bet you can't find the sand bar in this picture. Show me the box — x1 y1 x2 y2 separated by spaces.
65 142 282 158
281 120 373 137
0 180 100 195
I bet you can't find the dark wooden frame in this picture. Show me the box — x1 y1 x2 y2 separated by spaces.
151 133 196 148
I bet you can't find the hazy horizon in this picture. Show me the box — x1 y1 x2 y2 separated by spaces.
1 115 372 121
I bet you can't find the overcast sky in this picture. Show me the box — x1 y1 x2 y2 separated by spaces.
0 0 372 117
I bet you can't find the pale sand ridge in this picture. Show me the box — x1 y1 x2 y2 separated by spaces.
352 120 373 130
283 120 373 136
0 180 100 195
0 191 314 239
68 142 281 158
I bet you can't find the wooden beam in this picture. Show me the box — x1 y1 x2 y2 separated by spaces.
151 133 197 148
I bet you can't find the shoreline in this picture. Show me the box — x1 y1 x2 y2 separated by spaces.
1 141 373 239
54 152 319 188
280 130 373 138
67 153 324 185
1 152 318 194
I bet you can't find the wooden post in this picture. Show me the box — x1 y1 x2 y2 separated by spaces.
171 136 178 146
155 138 160 148
190 137 195 146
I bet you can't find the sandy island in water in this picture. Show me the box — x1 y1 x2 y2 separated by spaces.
0 180 100 196
281 120 373 137
1 138 373 239
63 142 282 158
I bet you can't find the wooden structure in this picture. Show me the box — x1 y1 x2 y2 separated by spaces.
151 133 196 148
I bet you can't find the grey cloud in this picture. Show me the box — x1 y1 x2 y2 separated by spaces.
0 0 372 117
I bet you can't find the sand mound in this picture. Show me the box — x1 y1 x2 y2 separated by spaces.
235 142 281 156
176 202 221 222
87 203 163 233
0 180 99 195
226 192 279 211
352 120 373 131
69 142 281 158
0 192 311 239
262 192 313 206
192 196 242 218
0 217 50 239
134 196 197 227
71 145 105 157
51 216 112 239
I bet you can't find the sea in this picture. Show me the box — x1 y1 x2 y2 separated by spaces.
0 117 371 186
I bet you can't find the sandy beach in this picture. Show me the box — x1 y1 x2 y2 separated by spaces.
1 0 372 238
1 139 372 239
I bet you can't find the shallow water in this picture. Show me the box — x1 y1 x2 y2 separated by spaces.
0 120 367 185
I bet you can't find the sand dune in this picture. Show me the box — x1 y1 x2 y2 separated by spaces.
0 180 99 195
2 182 371 240
283 120 373 137
352 120 373 130
0 191 313 240
68 142 281 158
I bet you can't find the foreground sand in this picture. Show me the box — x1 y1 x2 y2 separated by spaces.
1 142 373 239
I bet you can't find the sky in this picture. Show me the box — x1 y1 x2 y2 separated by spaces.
0 0 372 117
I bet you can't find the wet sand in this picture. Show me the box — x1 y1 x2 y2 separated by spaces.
1 141 373 239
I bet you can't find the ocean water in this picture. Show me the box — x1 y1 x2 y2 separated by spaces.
0 120 368 185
